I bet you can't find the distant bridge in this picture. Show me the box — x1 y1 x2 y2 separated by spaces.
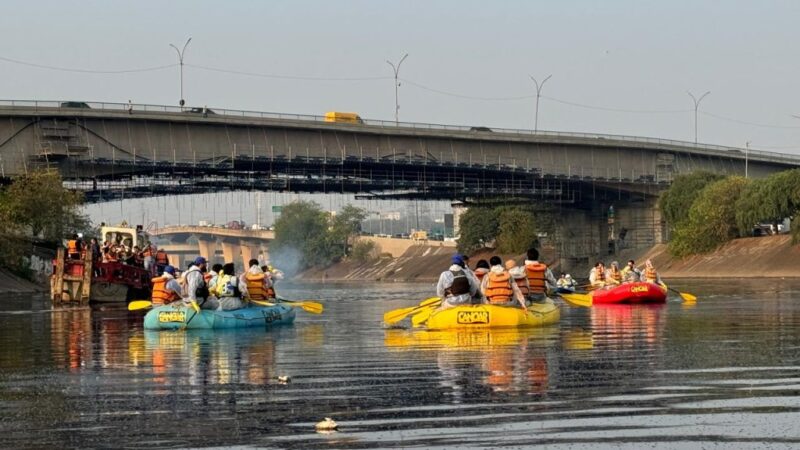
150 225 274 270
0 100 796 208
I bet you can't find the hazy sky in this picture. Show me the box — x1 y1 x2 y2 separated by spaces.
4 1 800 151
6 1 800 225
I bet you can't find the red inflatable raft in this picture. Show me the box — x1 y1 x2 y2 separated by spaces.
591 282 667 304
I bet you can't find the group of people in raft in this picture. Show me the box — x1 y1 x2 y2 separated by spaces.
436 248 662 311
151 256 285 311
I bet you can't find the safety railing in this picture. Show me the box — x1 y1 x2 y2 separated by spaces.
1 98 799 163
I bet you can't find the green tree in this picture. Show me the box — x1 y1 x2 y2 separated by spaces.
330 204 368 257
271 201 332 272
669 176 749 256
457 206 499 253
349 239 380 263
735 169 800 242
495 207 539 254
659 171 724 231
0 170 89 240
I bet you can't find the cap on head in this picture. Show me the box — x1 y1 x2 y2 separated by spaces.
451 254 465 265
164 265 176 275
194 256 207 266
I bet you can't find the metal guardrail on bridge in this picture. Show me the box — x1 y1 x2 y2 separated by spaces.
2 99 799 165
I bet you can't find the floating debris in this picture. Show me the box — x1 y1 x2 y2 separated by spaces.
315 417 338 432
277 375 290 384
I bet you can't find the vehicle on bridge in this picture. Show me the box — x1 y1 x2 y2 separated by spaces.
324 111 363 124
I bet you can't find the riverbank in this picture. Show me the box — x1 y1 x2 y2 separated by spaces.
0 268 46 294
621 234 799 278
299 235 798 282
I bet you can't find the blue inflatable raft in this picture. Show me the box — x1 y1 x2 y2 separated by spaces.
143 302 296 330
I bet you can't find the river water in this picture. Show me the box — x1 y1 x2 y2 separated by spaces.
2 280 800 449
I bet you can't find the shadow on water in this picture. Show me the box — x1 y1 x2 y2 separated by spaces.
2 280 800 448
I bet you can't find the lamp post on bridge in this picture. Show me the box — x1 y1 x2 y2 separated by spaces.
529 74 552 133
687 90 710 144
386 53 408 124
169 38 192 110
745 141 750 178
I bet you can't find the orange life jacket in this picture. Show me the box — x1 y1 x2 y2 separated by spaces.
514 275 530 295
203 272 214 284
67 240 79 255
525 262 547 294
609 266 622 282
151 276 180 305
155 250 169 265
266 286 276 299
245 272 268 300
485 271 514 304
473 267 489 282
644 266 657 283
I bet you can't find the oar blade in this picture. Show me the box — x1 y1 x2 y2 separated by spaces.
128 300 153 311
297 301 324 314
411 307 436 327
560 293 593 308
383 306 417 324
680 292 697 302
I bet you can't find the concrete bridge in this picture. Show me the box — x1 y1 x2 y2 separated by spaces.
3 99 798 270
150 225 274 270
0 100 797 206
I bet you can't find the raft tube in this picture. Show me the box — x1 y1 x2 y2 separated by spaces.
143 302 296 330
422 298 560 330
591 282 667 305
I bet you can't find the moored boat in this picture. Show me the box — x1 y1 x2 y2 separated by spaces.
591 282 667 304
144 302 296 330
420 299 560 330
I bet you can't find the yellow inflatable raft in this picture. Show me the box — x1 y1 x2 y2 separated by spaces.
421 299 560 330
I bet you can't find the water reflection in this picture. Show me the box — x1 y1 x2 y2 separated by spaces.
385 327 558 397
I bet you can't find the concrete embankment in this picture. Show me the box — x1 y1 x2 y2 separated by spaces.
0 269 46 294
300 235 799 282
620 235 800 278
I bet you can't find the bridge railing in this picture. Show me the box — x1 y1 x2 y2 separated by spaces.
1 98 798 163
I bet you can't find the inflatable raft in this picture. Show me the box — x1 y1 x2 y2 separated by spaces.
591 282 667 305
421 299 560 330
143 302 296 330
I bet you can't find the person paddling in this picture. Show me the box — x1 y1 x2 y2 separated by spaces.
436 254 479 310
523 248 557 302
642 259 662 285
589 261 607 288
481 256 527 310
620 259 641 283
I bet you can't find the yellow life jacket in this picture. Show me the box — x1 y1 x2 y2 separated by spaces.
485 271 514 304
245 272 268 300
525 262 547 294
609 267 622 283
151 276 179 305
644 267 657 283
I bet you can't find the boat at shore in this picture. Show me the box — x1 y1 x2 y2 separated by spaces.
143 302 296 330
591 282 667 304
420 299 560 330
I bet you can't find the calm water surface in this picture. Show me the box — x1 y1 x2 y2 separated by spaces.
2 280 800 449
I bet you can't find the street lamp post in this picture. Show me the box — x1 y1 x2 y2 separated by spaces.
386 53 408 124
169 38 192 109
529 75 552 132
745 141 750 178
687 90 710 144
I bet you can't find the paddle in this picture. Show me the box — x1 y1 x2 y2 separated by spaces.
250 298 324 314
383 297 442 325
663 284 697 302
559 292 593 308
277 299 324 314
411 305 437 327
128 300 153 311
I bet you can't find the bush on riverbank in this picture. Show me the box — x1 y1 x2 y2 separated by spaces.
0 170 90 277
270 201 368 274
457 204 550 254
735 168 800 243
668 176 749 257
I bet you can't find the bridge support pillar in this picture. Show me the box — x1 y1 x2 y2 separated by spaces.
197 238 217 264
221 241 242 271
451 201 467 237
239 241 260 270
